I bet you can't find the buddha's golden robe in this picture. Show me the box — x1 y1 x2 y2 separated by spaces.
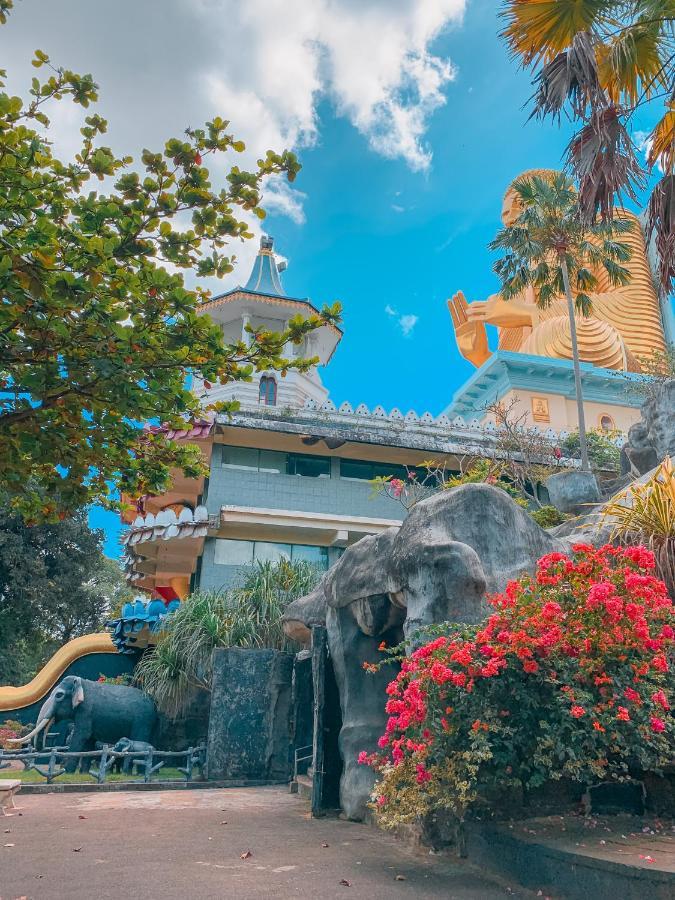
449 174 667 372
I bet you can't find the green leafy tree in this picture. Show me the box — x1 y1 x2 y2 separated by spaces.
0 501 131 684
562 428 621 474
0 9 340 521
489 172 632 472
501 0 675 294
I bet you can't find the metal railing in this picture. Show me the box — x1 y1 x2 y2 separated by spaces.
293 743 313 781
0 743 207 785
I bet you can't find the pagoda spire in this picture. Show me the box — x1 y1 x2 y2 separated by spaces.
244 235 286 296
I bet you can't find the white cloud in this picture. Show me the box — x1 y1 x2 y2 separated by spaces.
2 0 465 290
399 313 419 336
634 129 662 172
385 304 419 337
262 177 308 225
193 0 465 176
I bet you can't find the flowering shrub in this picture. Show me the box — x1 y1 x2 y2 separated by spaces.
0 719 29 749
362 545 674 827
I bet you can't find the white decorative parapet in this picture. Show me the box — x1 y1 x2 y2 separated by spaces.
123 504 210 548
299 398 626 447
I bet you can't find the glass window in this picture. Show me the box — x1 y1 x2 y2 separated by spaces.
258 449 287 474
254 542 292 564
340 458 417 481
287 453 331 478
291 544 329 569
340 459 375 481
214 539 254 566
222 446 260 470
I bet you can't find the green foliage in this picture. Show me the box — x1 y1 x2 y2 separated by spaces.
0 29 340 521
136 559 321 718
529 505 570 528
603 458 675 597
96 673 132 686
0 498 131 685
489 171 632 473
562 428 621 474
444 459 527 507
490 172 633 315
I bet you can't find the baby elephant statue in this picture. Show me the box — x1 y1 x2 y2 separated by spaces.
111 737 155 775
9 675 157 772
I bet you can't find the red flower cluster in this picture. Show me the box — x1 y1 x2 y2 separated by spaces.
362 545 673 787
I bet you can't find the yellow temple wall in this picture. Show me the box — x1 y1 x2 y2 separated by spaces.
482 389 641 434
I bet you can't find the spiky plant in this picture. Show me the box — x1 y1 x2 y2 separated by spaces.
489 171 633 471
500 1 675 294
603 457 675 597
136 560 322 718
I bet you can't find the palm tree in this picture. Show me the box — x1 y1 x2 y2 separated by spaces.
500 1 675 295
489 171 632 472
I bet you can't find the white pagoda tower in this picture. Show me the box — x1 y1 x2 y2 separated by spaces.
195 236 341 409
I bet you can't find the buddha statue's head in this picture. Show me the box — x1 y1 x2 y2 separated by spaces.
501 168 559 226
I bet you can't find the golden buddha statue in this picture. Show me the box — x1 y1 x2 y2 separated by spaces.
448 169 667 372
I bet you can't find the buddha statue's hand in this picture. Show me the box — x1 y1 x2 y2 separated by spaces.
448 291 490 368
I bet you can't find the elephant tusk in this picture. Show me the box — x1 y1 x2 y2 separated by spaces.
6 716 51 745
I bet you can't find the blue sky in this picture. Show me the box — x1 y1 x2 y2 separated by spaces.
3 1 667 557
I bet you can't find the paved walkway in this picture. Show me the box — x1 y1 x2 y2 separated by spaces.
0 786 530 900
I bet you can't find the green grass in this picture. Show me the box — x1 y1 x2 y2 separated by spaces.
0 766 192 783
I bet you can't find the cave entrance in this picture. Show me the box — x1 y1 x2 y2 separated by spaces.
310 625 343 816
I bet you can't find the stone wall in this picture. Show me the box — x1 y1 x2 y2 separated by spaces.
206 648 294 781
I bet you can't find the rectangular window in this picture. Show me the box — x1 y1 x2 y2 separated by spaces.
214 539 254 566
291 544 329 569
254 542 292 564
258 449 286 474
340 458 414 481
287 453 331 478
221 446 260 470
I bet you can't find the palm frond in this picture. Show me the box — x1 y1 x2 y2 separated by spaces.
500 0 614 65
567 105 644 222
646 173 675 295
596 21 666 106
647 101 675 173
531 30 603 119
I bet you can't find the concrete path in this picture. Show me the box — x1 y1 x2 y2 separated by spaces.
0 786 531 899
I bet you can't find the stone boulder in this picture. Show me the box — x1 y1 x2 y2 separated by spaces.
284 484 567 820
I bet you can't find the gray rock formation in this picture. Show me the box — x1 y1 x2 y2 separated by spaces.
545 469 601 513
622 378 675 475
284 484 566 820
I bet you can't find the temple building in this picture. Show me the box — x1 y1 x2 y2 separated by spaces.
122 171 673 602
122 237 511 601
447 169 675 432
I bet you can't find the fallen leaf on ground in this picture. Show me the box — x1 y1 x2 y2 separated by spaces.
240 849 252 860
339 879 351 887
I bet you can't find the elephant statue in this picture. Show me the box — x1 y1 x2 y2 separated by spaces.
283 483 568 820
10 675 157 772
111 737 155 774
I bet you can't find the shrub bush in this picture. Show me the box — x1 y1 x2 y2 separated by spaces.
362 544 674 828
530 505 570 529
